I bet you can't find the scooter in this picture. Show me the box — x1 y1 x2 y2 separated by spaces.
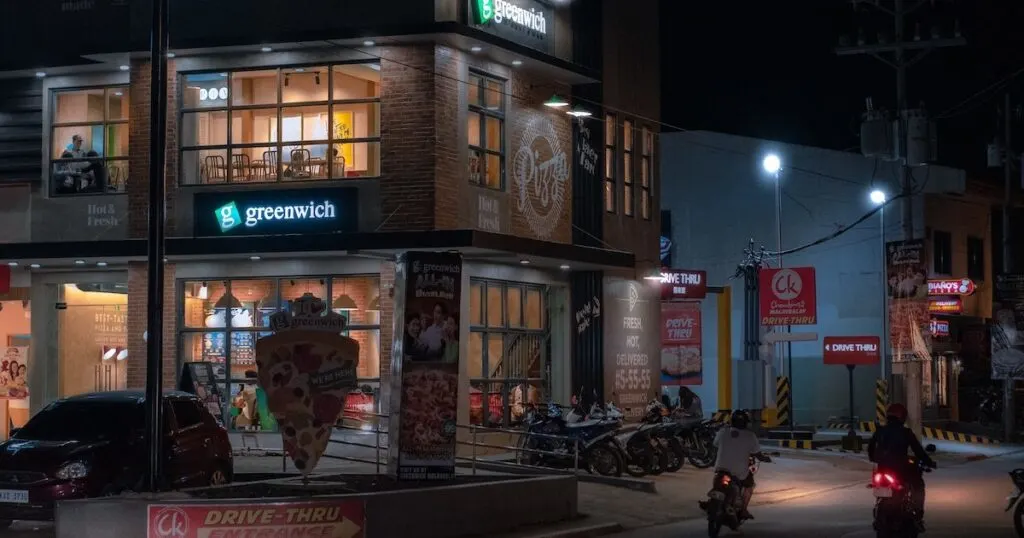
701 452 772 537
1005 468 1024 536
870 444 936 538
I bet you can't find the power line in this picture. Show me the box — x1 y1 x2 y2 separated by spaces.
935 65 1024 119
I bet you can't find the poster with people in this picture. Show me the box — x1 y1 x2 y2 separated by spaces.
1 347 29 400
388 251 462 481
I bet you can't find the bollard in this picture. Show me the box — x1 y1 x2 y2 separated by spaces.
875 378 889 425
471 426 478 476
776 376 792 428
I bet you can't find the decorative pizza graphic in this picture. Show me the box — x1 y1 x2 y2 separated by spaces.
255 330 359 474
399 363 458 460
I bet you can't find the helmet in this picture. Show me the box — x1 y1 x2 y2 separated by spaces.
730 409 750 429
886 403 908 423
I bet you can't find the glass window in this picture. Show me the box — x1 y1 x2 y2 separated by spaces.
640 127 653 220
171 400 204 429
468 279 548 427
623 120 634 217
967 236 984 281
50 87 130 196
468 72 505 190
178 274 382 433
55 282 129 398
180 64 381 185
604 114 617 213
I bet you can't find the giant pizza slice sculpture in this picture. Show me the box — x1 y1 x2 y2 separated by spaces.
255 293 359 475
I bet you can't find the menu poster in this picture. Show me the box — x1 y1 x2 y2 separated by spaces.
178 362 226 426
0 346 29 401
603 278 660 420
388 251 462 481
660 302 702 386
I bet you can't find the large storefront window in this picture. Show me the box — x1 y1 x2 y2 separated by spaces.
50 87 130 196
180 63 381 185
56 283 129 397
468 279 548 427
179 276 381 432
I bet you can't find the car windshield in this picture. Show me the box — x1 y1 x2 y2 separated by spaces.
14 400 144 442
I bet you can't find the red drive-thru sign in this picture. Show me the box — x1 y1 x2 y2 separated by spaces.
759 267 817 325
927 278 976 296
823 336 881 366
660 269 707 300
147 500 365 538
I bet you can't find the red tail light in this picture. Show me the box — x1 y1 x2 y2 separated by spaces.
872 472 900 489
720 475 731 486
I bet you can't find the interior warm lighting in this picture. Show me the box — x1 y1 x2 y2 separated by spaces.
116 349 128 361
332 294 358 311
367 296 381 312
102 348 117 361
544 94 569 108
566 105 592 117
215 293 243 309
198 283 209 300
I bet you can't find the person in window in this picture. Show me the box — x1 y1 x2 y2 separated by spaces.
404 313 427 361
419 303 447 359
66 134 86 159
441 313 459 363
80 150 108 192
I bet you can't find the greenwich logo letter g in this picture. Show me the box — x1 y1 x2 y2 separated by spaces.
216 202 242 232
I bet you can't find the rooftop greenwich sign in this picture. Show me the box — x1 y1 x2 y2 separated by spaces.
193 187 358 237
470 0 553 54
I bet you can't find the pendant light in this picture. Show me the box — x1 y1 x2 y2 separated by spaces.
544 94 569 108
332 279 358 311
197 282 209 299
215 291 242 309
367 296 380 312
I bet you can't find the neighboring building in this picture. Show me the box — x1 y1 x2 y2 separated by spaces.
660 130 982 426
0 1 661 440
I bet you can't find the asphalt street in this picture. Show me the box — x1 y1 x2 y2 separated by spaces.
616 449 1024 538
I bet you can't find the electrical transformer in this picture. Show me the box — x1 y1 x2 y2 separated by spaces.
902 108 937 166
860 109 893 159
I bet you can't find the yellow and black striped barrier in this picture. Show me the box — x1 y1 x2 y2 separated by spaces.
762 439 843 450
776 376 792 427
921 427 1000 445
822 421 876 432
875 379 888 425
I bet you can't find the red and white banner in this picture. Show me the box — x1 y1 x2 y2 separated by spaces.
660 269 707 300
823 336 881 366
661 302 702 386
148 500 364 538
927 279 975 296
661 302 701 345
759 267 817 326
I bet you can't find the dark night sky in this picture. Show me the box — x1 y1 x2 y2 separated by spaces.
659 1 1024 175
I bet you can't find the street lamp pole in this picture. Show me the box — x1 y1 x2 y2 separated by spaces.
763 154 791 431
870 190 889 386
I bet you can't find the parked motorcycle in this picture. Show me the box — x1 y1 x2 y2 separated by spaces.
605 402 669 477
870 444 937 538
671 408 719 468
1005 468 1024 536
701 452 772 537
518 401 624 477
641 401 687 472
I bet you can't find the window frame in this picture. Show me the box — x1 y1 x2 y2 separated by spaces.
967 235 985 281
467 71 506 190
49 85 130 197
176 274 383 432
932 229 953 275
468 279 549 427
622 120 635 217
640 127 653 220
178 62 382 185
604 114 617 213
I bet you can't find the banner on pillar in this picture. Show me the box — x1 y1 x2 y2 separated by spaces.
387 252 462 480
660 302 701 386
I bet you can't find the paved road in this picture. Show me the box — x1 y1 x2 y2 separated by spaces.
617 449 1023 537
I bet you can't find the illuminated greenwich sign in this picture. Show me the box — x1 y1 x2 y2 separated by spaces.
473 0 548 36
216 200 336 232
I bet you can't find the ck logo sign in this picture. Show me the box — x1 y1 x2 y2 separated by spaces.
151 507 189 538
770 269 802 301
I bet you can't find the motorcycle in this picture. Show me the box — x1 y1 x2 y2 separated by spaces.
671 407 719 468
518 401 624 477
1005 468 1024 536
641 400 686 472
602 402 669 477
870 444 937 538
701 452 772 537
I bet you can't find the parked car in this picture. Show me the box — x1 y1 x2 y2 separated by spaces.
0 390 232 526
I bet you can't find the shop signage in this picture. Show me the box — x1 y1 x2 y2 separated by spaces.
887 239 928 299
193 187 358 237
928 297 962 314
927 278 976 296
758 267 817 326
514 115 568 239
823 335 881 366
661 302 701 387
929 319 950 337
199 87 228 101
603 278 659 420
147 500 365 538
255 294 359 474
660 269 706 300
388 251 463 480
470 0 553 54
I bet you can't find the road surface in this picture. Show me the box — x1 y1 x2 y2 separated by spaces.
617 449 1023 537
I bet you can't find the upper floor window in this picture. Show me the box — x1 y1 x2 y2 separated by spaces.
622 120 634 217
967 236 985 281
50 87 129 196
179 63 381 185
641 127 653 220
604 114 616 213
468 72 505 190
932 229 952 275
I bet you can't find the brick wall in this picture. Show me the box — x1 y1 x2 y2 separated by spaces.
126 263 178 390
128 59 179 239
379 261 396 384
433 46 463 230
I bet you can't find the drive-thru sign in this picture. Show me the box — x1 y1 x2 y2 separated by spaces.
823 336 881 365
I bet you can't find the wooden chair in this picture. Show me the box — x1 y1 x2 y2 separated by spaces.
288 148 312 179
252 150 278 180
332 155 346 178
231 153 252 182
203 155 227 183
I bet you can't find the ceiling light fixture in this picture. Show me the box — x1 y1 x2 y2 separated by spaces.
362 40 376 47
470 46 483 52
567 105 593 117
35 72 46 78
520 259 531 265
512 60 523 66
250 256 261 261
29 263 40 269
74 260 85 265
96 262 108 267
261 46 273 52
559 264 570 270
119 65 129 71
7 262 17 267
166 52 176 58
544 94 569 108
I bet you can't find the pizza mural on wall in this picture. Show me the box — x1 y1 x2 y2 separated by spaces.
254 293 359 474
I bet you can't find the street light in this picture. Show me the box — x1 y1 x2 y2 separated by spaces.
762 153 789 432
870 189 889 382
762 154 782 175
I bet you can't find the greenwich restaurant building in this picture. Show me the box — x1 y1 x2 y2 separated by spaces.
0 0 662 445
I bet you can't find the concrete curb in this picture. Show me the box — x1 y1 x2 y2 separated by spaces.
522 522 624 538
456 460 658 493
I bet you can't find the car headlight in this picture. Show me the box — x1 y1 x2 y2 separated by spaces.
56 461 90 480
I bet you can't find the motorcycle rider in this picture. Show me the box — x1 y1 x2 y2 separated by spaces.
868 403 936 531
712 409 762 520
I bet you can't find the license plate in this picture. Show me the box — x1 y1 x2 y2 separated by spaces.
873 487 893 498
708 491 725 500
0 490 28 504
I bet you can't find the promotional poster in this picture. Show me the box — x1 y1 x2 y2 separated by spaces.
603 278 659 420
254 294 359 474
388 251 463 480
660 302 702 387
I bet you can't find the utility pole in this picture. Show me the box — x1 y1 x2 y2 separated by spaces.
1003 91 1015 442
836 0 965 434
